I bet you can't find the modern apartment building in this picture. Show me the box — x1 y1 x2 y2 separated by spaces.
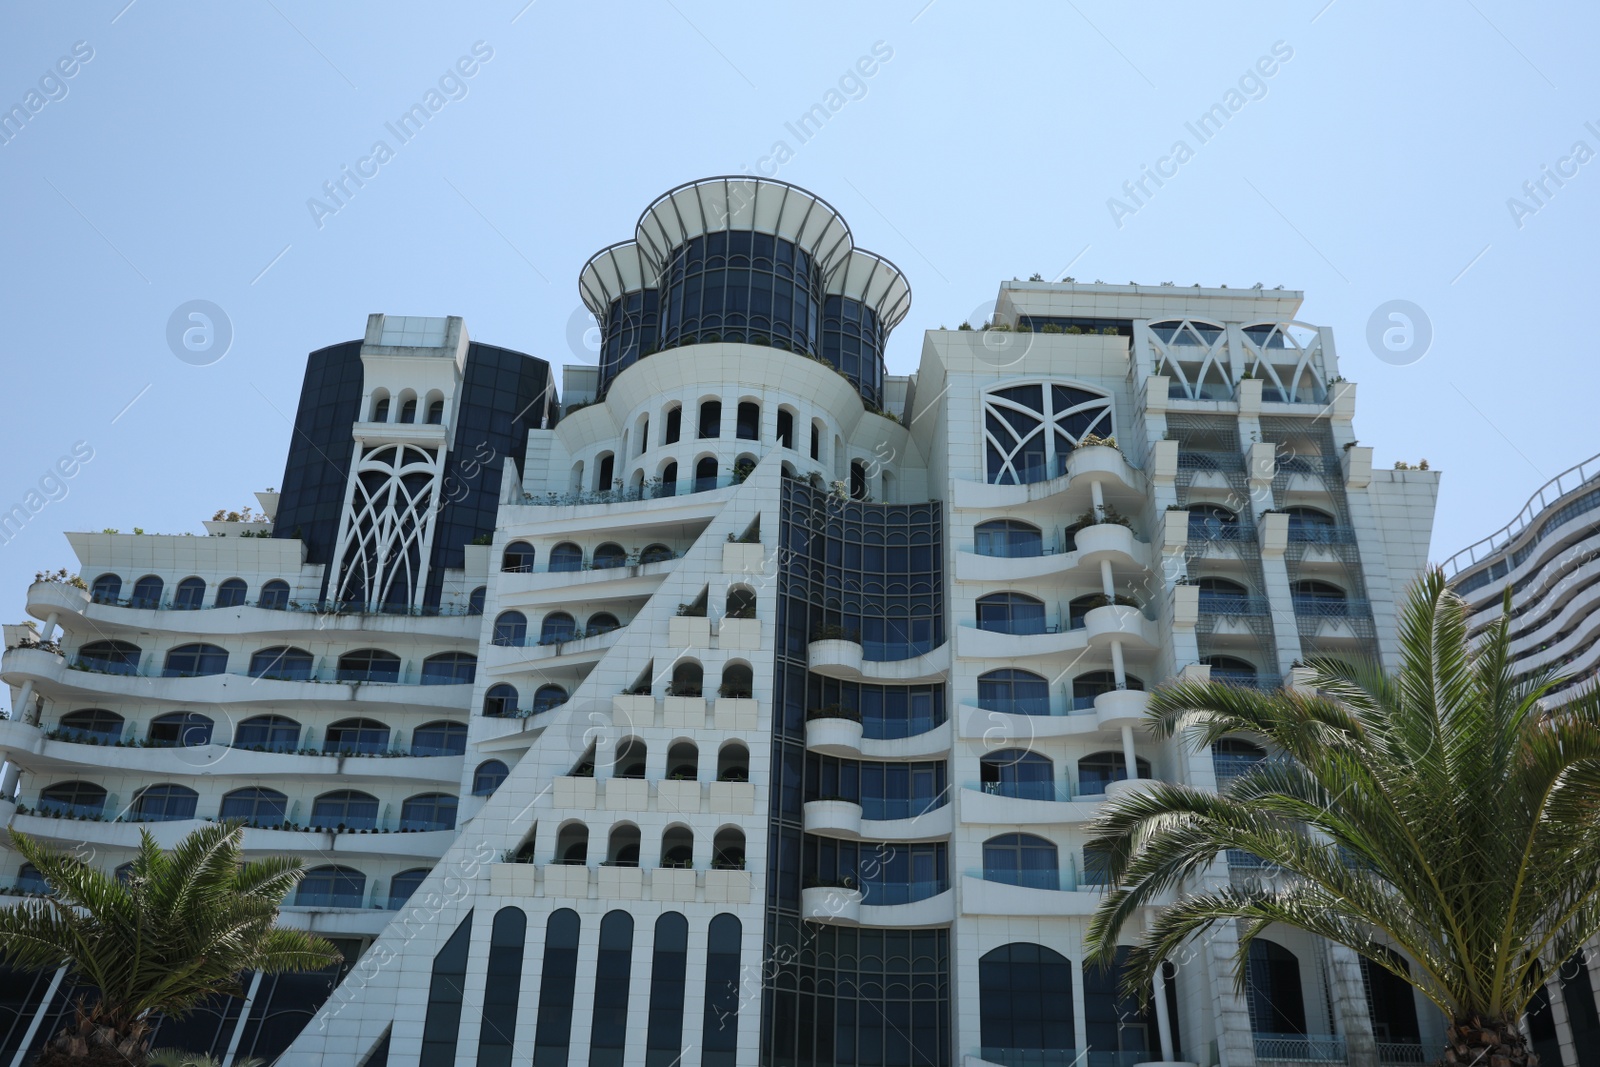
0 177 1446 1067
1445 454 1600 1067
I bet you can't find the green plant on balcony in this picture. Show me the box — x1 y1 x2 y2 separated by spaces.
1079 432 1118 450
34 569 87 590
805 704 862 723
810 623 859 642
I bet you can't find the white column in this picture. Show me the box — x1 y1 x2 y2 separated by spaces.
222 971 264 1066
1100 558 1116 599
1110 640 1127 685
8 967 65 1067
1121 725 1140 780
14 681 35 725
1152 963 1176 1061
1090 480 1106 516
1325 942 1377 1067
36 613 59 644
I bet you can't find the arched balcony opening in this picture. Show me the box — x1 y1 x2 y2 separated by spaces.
1077 751 1151 795
493 611 527 647
163 643 227 678
736 401 760 441
614 739 647 780
667 741 699 781
669 660 704 698
473 760 510 796
540 612 578 645
555 822 589 866
717 742 749 783
1071 670 1144 710
502 541 536 573
982 832 1059 890
593 543 627 570
694 456 718 492
483 683 518 717
606 824 641 867
76 640 141 676
975 519 1043 558
712 828 745 871
234 715 300 752
719 662 753 700
214 578 247 607
980 750 1056 801
726 585 756 620
323 718 391 756
698 400 722 439
661 825 694 869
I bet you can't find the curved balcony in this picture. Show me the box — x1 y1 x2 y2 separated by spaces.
957 703 1098 742
1066 443 1141 489
1094 688 1150 730
956 624 1084 661
1083 605 1157 649
1104 776 1162 801
64 596 478 642
803 799 862 839
485 628 622 670
10 811 453 860
805 714 864 757
25 580 90 621
959 872 1102 917
860 888 956 927
858 718 953 761
802 884 862 924
857 803 953 843
961 785 1100 825
1071 522 1146 569
495 556 679 607
806 640 949 684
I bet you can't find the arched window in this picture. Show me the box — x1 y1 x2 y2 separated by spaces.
90 572 121 604
810 420 822 461
1071 670 1144 710
719 663 753 699
389 868 430 908
640 543 673 564
1197 577 1252 614
467 586 486 615
1247 939 1308 1035
647 913 690 1064
980 944 1075 1060
37 781 107 819
219 787 288 824
421 651 476 685
975 519 1043 558
533 684 568 712
1077 751 1151 795
596 452 615 491
400 793 457 831
1360 947 1422 1046
483 683 519 718
173 577 206 611
214 578 247 607
736 401 759 441
131 783 198 823
590 912 635 1065
607 824 641 867
295 865 366 908
717 742 749 783
473 759 510 795
615 739 647 779
592 543 627 569
694 456 718 492
850 460 868 500
984 382 1114 484
399 397 417 423
776 408 795 449
978 668 1050 716
588 612 621 635
637 416 650 455
257 579 290 610
1204 655 1260 687
661 826 694 868
234 714 301 752
670 661 703 698
16 865 49 896
980 750 1056 801
336 648 401 683
502 541 536 573
76 640 142 676
663 405 682 444
323 718 391 755
667 741 698 781
698 400 721 439
1212 737 1269 785
493 611 527 647
411 720 467 756
426 399 445 425
702 914 742 1067
540 612 578 645
310 790 379 830
1285 505 1338 542
1189 503 1240 541
1292 579 1349 615
130 574 164 609
549 542 583 572
982 832 1059 890
726 585 756 619
534 910 581 1063
370 393 390 421
162 643 227 678
56 709 124 744
249 645 313 680
555 822 589 865
712 828 745 870
147 712 213 747
976 592 1047 635
660 462 678 494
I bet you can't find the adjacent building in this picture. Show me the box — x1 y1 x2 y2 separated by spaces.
0 177 1448 1067
1444 453 1600 1066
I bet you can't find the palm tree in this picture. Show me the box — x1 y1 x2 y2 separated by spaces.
0 822 342 1066
1085 570 1600 1067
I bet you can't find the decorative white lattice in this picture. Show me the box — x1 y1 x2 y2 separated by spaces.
1148 319 1327 404
983 382 1114 485
329 443 444 610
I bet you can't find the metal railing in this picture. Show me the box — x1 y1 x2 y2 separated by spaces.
518 474 746 507
1376 1041 1428 1065
1442 449 1600 576
1198 594 1271 616
1253 1033 1346 1063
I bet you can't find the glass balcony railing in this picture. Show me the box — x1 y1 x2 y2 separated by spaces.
974 780 1069 803
979 866 1061 891
858 879 948 906
1197 593 1270 616
979 1049 1080 1067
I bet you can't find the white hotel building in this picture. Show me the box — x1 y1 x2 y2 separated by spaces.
0 178 1450 1067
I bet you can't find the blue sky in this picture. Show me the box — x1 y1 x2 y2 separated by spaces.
0 0 1594 603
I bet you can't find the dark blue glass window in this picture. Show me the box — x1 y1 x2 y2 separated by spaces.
146 711 213 747
132 783 198 822
502 541 536 573
549 542 583 572
540 613 577 645
975 520 1042 557
412 721 467 756
1077 752 1150 796
701 915 741 1067
645 913 689 1067
163 643 228 678
590 911 634 1067
310 790 379 830
806 757 948 821
173 577 206 610
592 543 626 569
419 911 473 1067
979 943 1075 1062
90 572 121 603
657 231 822 354
400 793 458 832
56 708 123 743
468 586 486 614
976 592 1047 635
75 640 141 675
803 838 947 905
257 579 290 609
980 750 1055 801
421 652 476 685
295 865 366 908
822 295 886 405
389 868 428 909
219 787 288 824
533 685 568 712
473 759 510 795
215 578 247 607
533 909 580 1067
597 289 660 398
336 648 400 683
234 714 300 752
1070 671 1143 710
978 669 1050 716
37 780 106 818
982 833 1059 890
250 645 313 680
483 683 518 717
493 611 527 646
323 718 390 755
478 907 526 1067
130 574 164 609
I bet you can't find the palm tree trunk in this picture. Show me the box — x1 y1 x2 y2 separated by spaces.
33 998 150 1067
1443 1017 1534 1067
